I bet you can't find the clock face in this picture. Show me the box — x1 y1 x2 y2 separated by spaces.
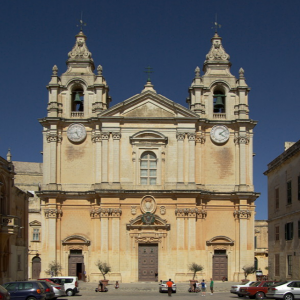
67 123 86 143
210 125 230 144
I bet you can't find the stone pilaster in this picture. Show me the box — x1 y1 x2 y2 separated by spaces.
112 132 121 183
176 133 185 183
92 130 102 182
234 131 249 187
188 133 196 183
101 133 109 183
46 132 62 183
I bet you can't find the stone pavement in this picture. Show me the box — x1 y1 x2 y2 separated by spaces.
78 280 240 293
60 281 245 300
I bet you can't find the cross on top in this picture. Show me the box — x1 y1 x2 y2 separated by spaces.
144 66 153 82
212 14 221 34
77 12 87 31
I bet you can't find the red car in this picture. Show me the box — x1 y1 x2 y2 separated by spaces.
239 280 278 299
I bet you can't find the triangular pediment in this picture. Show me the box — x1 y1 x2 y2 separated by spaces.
98 91 199 119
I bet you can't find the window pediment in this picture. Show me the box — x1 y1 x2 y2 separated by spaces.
29 220 41 226
206 235 234 245
130 130 167 144
62 235 90 245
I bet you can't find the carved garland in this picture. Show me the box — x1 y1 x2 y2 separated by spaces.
130 232 167 244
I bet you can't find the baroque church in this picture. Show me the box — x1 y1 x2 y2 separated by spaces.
23 29 259 283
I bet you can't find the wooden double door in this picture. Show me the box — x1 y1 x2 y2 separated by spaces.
212 254 228 280
138 244 158 281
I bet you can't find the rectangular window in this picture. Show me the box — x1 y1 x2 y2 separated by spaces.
33 228 40 241
287 255 292 276
254 236 257 249
17 255 21 271
287 180 292 205
275 226 279 241
285 222 294 240
275 254 280 276
275 188 279 209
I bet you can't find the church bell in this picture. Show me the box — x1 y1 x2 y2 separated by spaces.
74 92 82 103
214 94 225 109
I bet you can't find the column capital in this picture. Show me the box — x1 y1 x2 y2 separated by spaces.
196 131 206 144
176 133 185 141
234 132 249 145
233 209 251 219
44 208 62 219
112 132 121 140
46 132 62 143
90 207 122 218
91 130 102 142
188 133 196 141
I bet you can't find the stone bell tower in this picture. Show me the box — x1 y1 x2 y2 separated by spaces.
186 32 259 280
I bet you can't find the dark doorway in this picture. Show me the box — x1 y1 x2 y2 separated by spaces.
138 244 158 281
212 250 228 280
68 250 85 280
32 256 41 279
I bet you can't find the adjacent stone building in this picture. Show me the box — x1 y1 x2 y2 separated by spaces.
22 29 260 283
254 220 268 276
265 141 300 280
0 153 30 284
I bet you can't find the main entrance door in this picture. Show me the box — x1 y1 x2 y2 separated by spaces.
68 250 85 280
138 244 158 281
212 252 228 280
32 256 41 279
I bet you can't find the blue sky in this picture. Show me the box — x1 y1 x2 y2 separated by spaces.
1 0 299 220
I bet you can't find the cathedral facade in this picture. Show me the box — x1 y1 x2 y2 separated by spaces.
34 30 259 282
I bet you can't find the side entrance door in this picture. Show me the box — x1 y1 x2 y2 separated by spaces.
138 244 158 281
212 254 228 280
32 256 41 279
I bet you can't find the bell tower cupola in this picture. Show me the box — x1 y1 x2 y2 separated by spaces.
46 30 111 119
187 33 250 121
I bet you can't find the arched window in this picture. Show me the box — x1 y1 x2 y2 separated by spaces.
213 88 226 113
254 257 258 270
140 151 157 185
72 88 84 112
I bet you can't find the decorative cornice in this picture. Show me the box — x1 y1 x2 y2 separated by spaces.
46 132 62 143
44 208 62 219
90 207 122 218
233 209 251 219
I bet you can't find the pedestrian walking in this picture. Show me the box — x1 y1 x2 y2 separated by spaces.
201 279 206 296
210 278 214 295
166 279 173 297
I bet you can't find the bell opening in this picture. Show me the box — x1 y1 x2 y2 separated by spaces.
72 90 84 112
213 90 225 113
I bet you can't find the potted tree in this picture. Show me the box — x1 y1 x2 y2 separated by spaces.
242 265 256 283
188 263 203 290
95 260 111 291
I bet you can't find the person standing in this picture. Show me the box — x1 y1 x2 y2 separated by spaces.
201 279 206 296
166 279 173 297
210 278 214 295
